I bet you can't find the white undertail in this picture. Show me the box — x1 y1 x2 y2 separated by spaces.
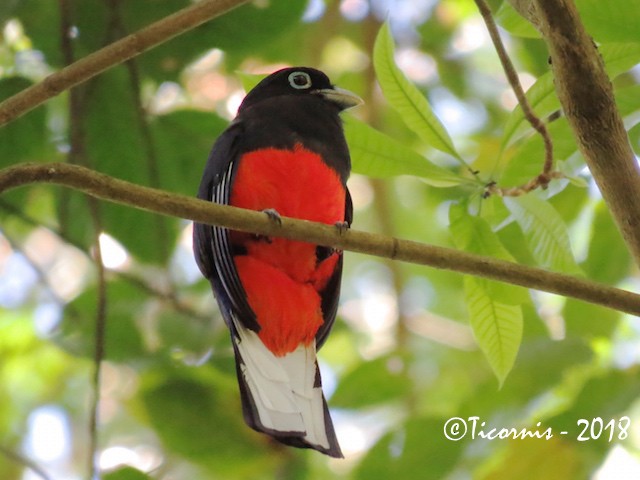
232 316 333 451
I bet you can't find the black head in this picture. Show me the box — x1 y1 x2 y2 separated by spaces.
238 67 362 114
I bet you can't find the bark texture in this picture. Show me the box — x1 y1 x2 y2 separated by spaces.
533 0 640 266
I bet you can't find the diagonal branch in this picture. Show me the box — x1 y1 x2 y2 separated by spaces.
1 162 640 316
0 0 248 126
0 199 208 321
0 444 52 480
531 0 640 268
474 0 556 196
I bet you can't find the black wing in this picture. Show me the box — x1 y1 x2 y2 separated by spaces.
315 187 353 350
193 121 259 333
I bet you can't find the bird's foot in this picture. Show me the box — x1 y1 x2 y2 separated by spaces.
262 208 282 225
334 221 350 235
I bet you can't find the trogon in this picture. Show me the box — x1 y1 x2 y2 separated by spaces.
193 67 362 457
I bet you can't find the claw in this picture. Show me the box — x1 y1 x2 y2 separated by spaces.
334 221 350 235
262 208 282 225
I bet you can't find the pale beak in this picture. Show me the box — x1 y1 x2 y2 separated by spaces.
315 86 364 110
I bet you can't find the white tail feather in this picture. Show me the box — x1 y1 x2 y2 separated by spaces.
233 318 331 450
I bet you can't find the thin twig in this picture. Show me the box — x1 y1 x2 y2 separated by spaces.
0 199 208 321
484 170 565 198
0 0 247 126
116 271 212 323
57 0 81 235
474 0 556 195
104 0 171 259
0 227 67 305
57 2 108 476
1 162 640 316
0 444 53 480
87 202 107 480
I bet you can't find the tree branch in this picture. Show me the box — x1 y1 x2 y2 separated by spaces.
531 0 640 268
0 0 247 126
0 198 208 322
0 444 52 480
2 162 640 316
474 0 556 196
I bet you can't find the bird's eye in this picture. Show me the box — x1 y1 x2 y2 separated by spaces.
288 71 312 90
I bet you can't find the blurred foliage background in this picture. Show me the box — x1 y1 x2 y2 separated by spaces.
1 0 640 479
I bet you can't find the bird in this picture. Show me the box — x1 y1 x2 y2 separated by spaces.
193 67 362 457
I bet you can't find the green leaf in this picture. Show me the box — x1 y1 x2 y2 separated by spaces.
12 0 120 66
576 0 640 43
502 43 640 148
500 118 577 186
458 337 594 418
583 201 631 284
0 77 48 164
477 437 584 480
503 195 582 274
152 110 228 196
548 368 640 439
556 160 589 188
0 77 50 211
55 280 145 362
121 0 200 80
495 1 540 38
103 466 152 480
330 355 411 408
344 116 468 186
84 67 179 263
373 22 460 159
600 43 640 77
139 371 275 475
194 0 307 67
123 0 306 78
355 417 466 480
449 205 529 305
615 84 640 121
501 73 556 150
237 71 265 93
464 276 523 386
448 206 524 384
563 299 621 337
548 184 590 225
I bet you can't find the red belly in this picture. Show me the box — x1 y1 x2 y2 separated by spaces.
230 144 345 355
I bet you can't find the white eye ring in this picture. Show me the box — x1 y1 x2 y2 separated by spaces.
288 71 312 90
